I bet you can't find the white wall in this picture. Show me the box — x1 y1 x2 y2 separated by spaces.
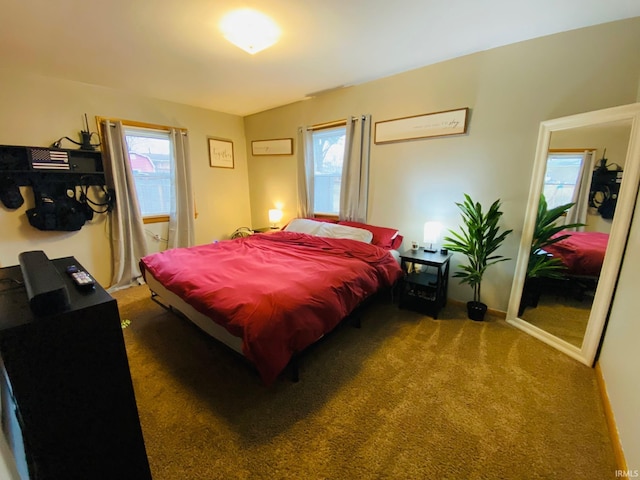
243 18 640 311
0 71 251 285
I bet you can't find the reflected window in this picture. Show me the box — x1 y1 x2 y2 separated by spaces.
543 153 584 209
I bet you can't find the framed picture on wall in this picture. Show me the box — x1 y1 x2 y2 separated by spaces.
374 107 469 144
208 137 234 169
251 138 293 156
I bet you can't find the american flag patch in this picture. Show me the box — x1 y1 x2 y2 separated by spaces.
30 148 70 170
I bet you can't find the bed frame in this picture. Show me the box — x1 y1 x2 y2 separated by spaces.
146 273 243 353
144 273 390 383
519 270 599 316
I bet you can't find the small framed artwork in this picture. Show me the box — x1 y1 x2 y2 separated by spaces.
374 107 469 144
251 138 293 156
208 137 234 169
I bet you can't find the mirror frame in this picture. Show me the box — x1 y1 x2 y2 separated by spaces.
506 102 640 366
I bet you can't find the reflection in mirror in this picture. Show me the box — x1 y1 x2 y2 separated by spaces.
506 103 640 366
520 122 631 347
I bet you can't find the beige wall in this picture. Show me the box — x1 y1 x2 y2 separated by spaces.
0 71 251 285
243 18 640 311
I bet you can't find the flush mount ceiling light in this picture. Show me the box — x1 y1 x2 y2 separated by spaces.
220 9 281 55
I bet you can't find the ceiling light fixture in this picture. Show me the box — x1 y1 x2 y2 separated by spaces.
220 9 281 55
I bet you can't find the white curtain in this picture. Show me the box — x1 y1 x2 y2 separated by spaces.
168 129 195 248
339 114 371 222
101 120 148 292
296 126 314 218
565 150 593 229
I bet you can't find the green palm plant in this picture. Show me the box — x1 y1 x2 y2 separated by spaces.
443 194 513 306
518 193 586 316
527 194 585 279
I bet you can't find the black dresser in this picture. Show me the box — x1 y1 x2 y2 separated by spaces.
0 256 151 480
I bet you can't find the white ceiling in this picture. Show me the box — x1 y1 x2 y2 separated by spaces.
1 1 639 117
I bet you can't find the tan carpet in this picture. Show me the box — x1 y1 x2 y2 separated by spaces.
114 286 617 480
521 295 592 348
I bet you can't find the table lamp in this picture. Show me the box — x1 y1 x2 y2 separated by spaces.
268 208 283 228
423 221 442 253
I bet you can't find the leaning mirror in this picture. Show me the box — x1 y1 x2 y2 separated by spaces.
506 103 640 366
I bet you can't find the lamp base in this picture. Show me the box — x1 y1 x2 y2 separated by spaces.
423 247 437 253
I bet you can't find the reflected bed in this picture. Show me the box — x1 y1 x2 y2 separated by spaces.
543 230 609 277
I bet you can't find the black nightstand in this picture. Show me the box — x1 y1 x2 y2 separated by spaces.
399 249 452 319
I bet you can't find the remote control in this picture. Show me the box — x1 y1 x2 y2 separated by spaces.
66 265 96 290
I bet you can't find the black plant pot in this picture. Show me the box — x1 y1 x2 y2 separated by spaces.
518 277 543 316
467 301 487 321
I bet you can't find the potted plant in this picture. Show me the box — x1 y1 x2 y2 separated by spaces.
443 194 513 321
518 194 585 315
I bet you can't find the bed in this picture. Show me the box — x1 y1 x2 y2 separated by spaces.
139 218 403 385
542 230 609 277
521 230 609 314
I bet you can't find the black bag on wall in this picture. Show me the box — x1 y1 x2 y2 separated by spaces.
0 175 24 209
26 186 90 231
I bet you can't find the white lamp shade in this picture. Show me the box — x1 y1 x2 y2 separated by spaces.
268 208 283 225
423 221 443 245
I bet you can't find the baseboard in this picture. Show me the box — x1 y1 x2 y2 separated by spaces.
447 299 507 319
595 361 628 472
487 307 507 319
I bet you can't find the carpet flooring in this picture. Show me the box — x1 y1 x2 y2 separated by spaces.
114 285 617 480
521 295 592 348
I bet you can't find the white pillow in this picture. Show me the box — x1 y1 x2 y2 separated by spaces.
315 223 373 244
284 218 324 235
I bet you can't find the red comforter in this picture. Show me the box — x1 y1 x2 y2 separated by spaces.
140 231 402 385
544 230 609 277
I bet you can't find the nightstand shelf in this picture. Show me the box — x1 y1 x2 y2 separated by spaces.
399 249 452 319
405 270 438 287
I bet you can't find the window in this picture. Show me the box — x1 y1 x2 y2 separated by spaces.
123 127 173 221
312 125 346 215
543 152 585 209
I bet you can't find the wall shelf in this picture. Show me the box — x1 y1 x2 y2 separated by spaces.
0 144 105 187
